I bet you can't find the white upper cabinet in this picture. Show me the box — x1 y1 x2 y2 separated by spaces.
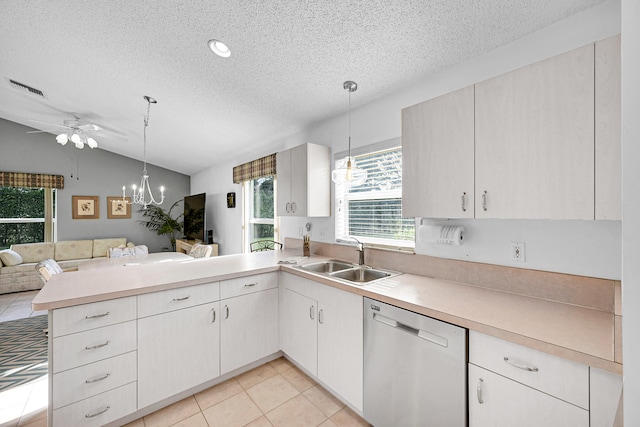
402 85 475 219
475 43 595 219
595 34 622 220
276 143 331 217
402 37 621 220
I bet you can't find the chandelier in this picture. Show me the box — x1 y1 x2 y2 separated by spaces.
120 95 165 209
331 81 367 187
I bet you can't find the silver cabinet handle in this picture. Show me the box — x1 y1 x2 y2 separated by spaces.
504 357 539 372
225 305 229 319
461 192 467 212
291 202 297 213
477 378 484 404
172 296 190 302
309 305 315 320
85 341 110 350
286 202 291 213
85 312 110 319
85 373 110 384
482 190 488 211
85 406 110 418
318 308 324 324
244 282 257 287
212 308 216 323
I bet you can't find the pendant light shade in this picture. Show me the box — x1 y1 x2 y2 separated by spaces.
331 81 367 187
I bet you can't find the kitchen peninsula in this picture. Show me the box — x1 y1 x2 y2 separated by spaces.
33 246 622 426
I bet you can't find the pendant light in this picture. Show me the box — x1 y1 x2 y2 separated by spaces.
120 95 165 209
331 81 367 187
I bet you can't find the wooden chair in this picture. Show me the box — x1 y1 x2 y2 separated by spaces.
250 240 283 252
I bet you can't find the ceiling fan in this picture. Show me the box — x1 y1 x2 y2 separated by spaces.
27 117 102 149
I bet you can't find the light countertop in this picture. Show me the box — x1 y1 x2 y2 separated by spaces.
32 249 619 374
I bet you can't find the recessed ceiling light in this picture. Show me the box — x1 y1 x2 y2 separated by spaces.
208 39 231 58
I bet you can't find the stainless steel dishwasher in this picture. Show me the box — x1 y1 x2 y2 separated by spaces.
364 297 467 427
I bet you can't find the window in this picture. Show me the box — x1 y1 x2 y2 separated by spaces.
243 176 277 252
335 144 414 248
0 187 57 249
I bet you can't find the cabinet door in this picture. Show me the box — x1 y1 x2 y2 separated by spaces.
276 148 292 215
475 44 595 219
317 285 364 411
402 86 475 218
595 34 621 220
220 288 279 375
138 302 220 409
281 287 318 375
469 364 589 427
289 144 308 215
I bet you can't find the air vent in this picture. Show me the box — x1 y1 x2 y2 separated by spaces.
8 79 45 98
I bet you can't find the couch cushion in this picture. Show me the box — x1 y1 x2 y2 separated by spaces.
93 238 127 258
108 245 148 258
0 249 23 266
10 242 55 263
55 240 93 261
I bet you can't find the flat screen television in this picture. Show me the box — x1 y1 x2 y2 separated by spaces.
183 193 206 242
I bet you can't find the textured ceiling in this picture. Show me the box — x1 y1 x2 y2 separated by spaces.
0 0 606 175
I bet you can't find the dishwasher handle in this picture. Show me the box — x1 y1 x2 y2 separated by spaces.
373 313 449 348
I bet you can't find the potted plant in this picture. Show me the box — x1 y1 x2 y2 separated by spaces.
138 200 183 251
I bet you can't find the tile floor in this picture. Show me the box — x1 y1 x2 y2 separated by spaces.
0 291 371 427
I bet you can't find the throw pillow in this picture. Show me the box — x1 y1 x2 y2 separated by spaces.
0 249 23 266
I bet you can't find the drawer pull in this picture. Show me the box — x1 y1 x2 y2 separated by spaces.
85 312 110 319
504 356 539 372
212 308 216 323
244 282 257 287
85 405 110 418
310 305 315 320
319 308 324 324
225 305 229 319
477 378 484 404
85 341 110 350
85 373 110 384
482 190 488 211
172 296 190 302
461 192 467 212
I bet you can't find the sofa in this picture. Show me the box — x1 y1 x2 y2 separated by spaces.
0 238 129 294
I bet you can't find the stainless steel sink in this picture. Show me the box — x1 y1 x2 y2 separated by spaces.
330 267 392 283
296 260 401 285
298 260 355 273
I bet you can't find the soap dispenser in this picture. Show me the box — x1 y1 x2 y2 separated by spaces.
303 235 310 257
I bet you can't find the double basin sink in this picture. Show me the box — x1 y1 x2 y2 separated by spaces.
296 259 401 285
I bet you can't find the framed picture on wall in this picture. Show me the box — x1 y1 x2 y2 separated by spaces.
107 196 131 219
72 195 99 219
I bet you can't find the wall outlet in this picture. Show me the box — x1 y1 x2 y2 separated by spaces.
511 242 526 262
298 227 303 236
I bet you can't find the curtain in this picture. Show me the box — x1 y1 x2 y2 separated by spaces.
232 153 276 183
0 172 64 189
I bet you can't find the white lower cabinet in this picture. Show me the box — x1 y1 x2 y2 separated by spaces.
137 301 220 408
469 331 589 427
280 272 363 411
469 364 589 427
220 288 279 374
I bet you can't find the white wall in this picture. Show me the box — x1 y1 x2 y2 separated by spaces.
193 0 621 279
622 0 639 424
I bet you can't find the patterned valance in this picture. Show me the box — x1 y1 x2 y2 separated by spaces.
232 153 276 183
0 172 64 189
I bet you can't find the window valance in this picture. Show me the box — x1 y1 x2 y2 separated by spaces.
0 172 65 189
232 153 276 183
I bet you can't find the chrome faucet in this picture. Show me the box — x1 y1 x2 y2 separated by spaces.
350 237 365 265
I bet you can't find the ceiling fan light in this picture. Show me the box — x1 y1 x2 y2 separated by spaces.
56 133 69 145
74 141 84 149
70 133 82 144
87 137 98 149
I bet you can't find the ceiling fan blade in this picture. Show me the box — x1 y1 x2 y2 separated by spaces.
28 119 70 129
78 123 101 131
26 129 57 134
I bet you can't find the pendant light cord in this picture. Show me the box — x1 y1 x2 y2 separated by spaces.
142 99 151 175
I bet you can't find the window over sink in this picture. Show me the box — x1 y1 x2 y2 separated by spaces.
334 139 414 249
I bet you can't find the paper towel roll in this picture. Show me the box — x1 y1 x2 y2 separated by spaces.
418 225 464 245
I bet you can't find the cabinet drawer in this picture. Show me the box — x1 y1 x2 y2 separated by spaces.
52 296 136 337
220 272 278 299
52 381 137 427
469 331 589 409
137 281 220 318
53 351 137 409
53 321 137 373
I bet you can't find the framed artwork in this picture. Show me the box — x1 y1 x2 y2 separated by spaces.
72 195 99 219
227 192 236 208
107 196 131 219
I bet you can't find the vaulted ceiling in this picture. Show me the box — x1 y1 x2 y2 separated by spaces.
0 0 606 175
